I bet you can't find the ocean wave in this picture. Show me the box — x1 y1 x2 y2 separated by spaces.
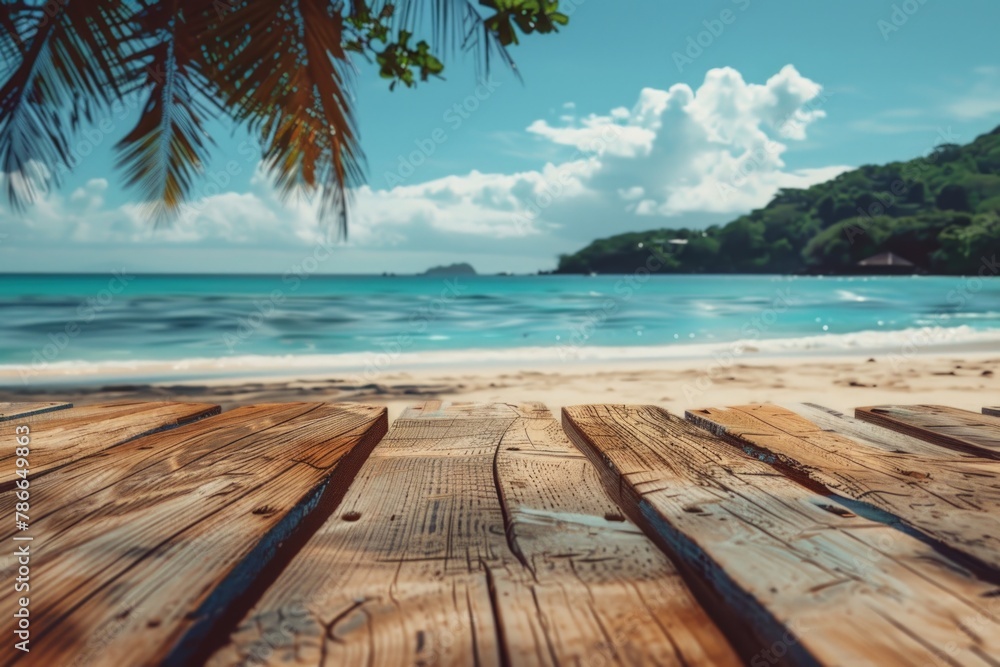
3 325 997 387
835 289 871 303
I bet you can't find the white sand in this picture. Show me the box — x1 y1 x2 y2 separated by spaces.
3 352 996 420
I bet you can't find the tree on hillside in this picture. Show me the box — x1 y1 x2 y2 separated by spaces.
931 143 962 163
556 126 1000 276
936 184 971 212
0 0 568 232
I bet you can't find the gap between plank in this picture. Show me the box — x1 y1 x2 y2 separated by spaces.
561 407 774 665
684 407 1000 589
165 413 388 666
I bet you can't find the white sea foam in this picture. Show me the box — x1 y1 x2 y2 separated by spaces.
835 289 870 303
2 325 998 387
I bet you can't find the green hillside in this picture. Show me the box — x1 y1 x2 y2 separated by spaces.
555 126 1000 275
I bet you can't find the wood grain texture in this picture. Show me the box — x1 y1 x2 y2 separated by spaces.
687 403 1000 576
207 402 739 667
856 404 1000 459
0 402 387 667
785 403 990 459
985 406 1000 418
0 405 315 544
0 401 220 491
564 404 1000 667
0 401 71 421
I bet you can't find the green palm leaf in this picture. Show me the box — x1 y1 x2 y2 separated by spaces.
115 0 214 225
379 0 516 74
0 0 131 208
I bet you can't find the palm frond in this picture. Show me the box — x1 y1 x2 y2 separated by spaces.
115 0 214 225
206 0 363 236
1 0 565 232
0 3 29 76
0 0 131 209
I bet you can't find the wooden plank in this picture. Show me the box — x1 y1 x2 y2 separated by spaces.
207 402 740 667
0 404 322 544
687 403 1000 576
0 402 387 667
856 404 1000 459
985 406 1000 418
0 401 71 421
0 401 221 491
563 404 1000 667
786 402 990 459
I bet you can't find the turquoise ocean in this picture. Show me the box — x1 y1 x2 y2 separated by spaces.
1 274 998 386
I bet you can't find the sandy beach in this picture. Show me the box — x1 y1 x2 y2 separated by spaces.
3 351 995 420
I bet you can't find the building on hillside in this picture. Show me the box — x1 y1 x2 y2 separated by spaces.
855 251 922 274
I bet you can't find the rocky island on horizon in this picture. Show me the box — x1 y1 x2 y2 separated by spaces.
421 262 478 277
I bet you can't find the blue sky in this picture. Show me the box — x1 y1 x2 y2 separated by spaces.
3 0 1000 274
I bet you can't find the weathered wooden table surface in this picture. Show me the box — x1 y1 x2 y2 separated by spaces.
1 400 998 666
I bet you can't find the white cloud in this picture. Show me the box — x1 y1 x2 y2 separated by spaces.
3 65 850 272
349 159 600 242
946 66 1000 120
521 65 846 219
